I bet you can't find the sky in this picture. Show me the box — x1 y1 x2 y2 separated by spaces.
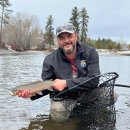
9 0 130 44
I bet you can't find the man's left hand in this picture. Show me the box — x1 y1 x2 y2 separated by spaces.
52 79 67 91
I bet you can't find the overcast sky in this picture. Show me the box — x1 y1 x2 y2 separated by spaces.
9 0 130 43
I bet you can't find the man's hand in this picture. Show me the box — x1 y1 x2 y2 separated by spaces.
52 79 67 91
18 89 36 98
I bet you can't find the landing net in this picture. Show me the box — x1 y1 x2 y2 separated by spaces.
53 72 119 129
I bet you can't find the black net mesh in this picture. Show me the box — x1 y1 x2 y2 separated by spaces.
53 72 118 129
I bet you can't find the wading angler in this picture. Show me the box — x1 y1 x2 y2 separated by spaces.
18 22 119 122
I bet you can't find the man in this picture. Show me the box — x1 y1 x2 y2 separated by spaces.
18 22 101 121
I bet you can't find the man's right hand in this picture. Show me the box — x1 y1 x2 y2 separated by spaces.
18 89 35 98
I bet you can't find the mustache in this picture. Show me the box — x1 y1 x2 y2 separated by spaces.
63 42 72 46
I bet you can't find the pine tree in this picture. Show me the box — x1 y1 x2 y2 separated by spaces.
116 43 121 50
69 6 80 34
0 0 12 44
128 44 130 50
79 7 89 43
44 15 54 50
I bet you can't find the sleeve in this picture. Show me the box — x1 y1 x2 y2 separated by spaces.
66 48 101 90
30 89 50 100
41 56 55 81
30 56 54 100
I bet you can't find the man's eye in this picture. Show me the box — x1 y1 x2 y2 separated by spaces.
59 37 64 40
68 35 72 38
68 35 71 37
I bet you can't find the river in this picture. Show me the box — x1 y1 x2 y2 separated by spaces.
0 51 130 130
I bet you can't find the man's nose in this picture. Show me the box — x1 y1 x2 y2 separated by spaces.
64 37 69 42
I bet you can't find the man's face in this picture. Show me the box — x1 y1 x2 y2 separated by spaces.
57 32 78 53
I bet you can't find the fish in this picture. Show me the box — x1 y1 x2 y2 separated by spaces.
10 80 54 96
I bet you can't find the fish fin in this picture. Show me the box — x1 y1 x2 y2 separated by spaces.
36 91 43 95
47 86 53 91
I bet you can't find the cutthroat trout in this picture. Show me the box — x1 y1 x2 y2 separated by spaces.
10 80 54 96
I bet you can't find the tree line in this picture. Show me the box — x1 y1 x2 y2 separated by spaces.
86 37 128 50
0 0 130 51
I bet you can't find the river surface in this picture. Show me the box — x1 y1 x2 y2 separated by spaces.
0 51 130 130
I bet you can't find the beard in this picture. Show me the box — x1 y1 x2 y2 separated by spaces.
61 42 76 54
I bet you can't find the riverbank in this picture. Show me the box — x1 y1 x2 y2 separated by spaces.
0 49 16 52
116 50 130 56
1 48 130 56
97 49 130 56
20 49 130 56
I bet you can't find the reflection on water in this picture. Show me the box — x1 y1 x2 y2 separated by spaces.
21 114 80 130
0 52 130 130
20 113 116 130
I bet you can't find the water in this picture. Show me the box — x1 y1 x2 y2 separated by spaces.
0 51 130 130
